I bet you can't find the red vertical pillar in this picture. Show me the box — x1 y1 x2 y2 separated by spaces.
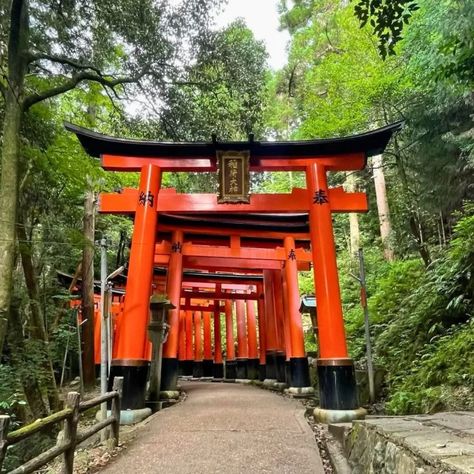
257 283 266 380
112 164 161 409
213 301 224 378
178 310 186 363
284 236 311 388
271 270 287 383
185 310 193 375
281 272 294 386
263 270 278 380
202 311 213 377
93 302 101 365
307 162 358 410
161 230 184 392
193 311 203 378
235 300 248 358
246 299 258 379
224 300 236 379
235 299 248 379
281 271 293 361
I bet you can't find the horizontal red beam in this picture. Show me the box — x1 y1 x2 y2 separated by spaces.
101 153 365 172
153 254 310 271
154 242 312 263
180 304 224 312
181 282 255 291
102 155 215 171
157 227 311 242
181 291 259 300
100 187 368 215
183 256 310 272
180 274 263 285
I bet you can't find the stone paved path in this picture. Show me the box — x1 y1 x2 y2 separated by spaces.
102 381 324 474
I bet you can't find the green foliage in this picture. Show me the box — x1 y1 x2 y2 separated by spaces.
276 0 473 265
386 318 474 414
273 1 473 416
304 326 317 352
402 0 474 85
345 207 474 414
0 364 26 421
353 0 419 58
158 19 269 141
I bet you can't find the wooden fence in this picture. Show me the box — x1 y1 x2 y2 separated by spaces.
0 376 123 474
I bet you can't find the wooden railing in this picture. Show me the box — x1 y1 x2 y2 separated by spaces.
0 376 123 474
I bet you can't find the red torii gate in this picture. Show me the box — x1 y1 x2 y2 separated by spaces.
173 272 263 380
152 227 312 388
67 121 400 419
151 222 313 384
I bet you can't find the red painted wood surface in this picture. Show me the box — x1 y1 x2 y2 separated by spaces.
181 290 258 301
236 300 248 359
185 311 193 361
115 164 161 362
307 163 348 359
281 269 293 361
194 312 203 362
284 236 306 359
257 284 266 366
162 230 183 359
271 269 286 354
178 311 186 361
246 300 258 360
263 270 278 353
100 187 368 215
213 301 223 364
225 301 235 361
203 311 212 360
101 153 365 172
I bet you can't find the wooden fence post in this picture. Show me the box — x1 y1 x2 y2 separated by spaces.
111 376 123 447
0 415 10 472
63 391 80 474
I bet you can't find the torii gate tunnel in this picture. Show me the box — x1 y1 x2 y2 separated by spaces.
68 122 401 416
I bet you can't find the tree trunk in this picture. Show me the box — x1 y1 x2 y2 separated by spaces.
0 0 29 355
16 212 60 411
372 154 395 261
346 172 360 258
81 189 96 388
392 139 432 266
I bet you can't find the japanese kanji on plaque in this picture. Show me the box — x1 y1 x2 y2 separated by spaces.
217 150 250 203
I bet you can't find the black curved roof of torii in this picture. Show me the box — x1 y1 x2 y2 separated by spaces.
65 121 403 158
159 213 310 233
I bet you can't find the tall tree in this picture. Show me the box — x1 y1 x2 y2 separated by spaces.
372 155 394 261
158 19 269 141
0 0 221 354
346 172 361 257
81 188 96 388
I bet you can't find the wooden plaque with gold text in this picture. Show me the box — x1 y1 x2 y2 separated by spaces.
217 150 250 203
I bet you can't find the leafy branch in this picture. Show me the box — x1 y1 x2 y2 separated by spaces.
28 52 104 76
22 67 150 110
353 0 419 58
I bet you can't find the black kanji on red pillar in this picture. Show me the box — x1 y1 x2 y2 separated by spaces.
288 249 296 260
138 191 155 207
171 242 182 253
313 189 329 205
